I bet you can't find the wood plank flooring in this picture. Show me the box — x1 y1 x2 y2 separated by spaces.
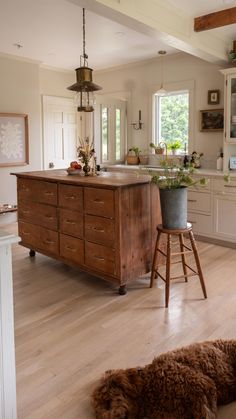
7 223 236 418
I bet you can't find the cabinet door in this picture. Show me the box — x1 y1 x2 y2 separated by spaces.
213 194 236 241
226 75 236 143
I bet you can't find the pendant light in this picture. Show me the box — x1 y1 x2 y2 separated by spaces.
67 8 102 112
156 50 167 96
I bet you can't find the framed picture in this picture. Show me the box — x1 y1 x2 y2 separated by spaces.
199 109 224 132
0 113 29 166
208 89 220 105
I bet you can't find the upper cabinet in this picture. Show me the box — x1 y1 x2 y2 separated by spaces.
220 68 236 171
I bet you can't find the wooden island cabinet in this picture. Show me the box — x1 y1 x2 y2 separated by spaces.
15 170 161 294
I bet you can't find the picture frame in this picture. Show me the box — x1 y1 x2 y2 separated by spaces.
199 109 224 132
208 89 220 105
0 113 29 166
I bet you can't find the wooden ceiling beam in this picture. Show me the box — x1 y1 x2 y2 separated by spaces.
194 7 236 32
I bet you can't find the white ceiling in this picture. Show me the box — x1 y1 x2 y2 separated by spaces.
0 0 235 71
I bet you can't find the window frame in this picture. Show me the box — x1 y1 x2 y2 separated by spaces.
150 80 195 154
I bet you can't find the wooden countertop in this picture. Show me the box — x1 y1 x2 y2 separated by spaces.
13 169 152 188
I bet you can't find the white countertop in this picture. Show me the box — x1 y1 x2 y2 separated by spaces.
105 164 236 178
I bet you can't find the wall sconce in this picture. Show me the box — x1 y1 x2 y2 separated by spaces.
131 110 143 130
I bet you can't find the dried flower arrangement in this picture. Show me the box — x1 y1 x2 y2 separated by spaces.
77 137 95 175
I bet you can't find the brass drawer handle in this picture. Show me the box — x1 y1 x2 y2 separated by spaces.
188 199 197 203
94 255 105 261
224 184 236 188
44 191 54 196
45 215 54 220
65 245 76 252
45 239 55 244
22 231 30 236
66 219 76 225
94 199 104 204
65 195 76 200
22 210 30 214
93 227 105 232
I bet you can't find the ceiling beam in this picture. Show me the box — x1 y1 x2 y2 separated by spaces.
194 7 236 32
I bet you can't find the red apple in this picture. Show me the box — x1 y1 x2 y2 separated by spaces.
70 161 81 170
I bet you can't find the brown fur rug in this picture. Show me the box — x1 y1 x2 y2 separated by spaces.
92 339 236 419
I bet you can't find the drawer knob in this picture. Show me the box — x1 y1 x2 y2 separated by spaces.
65 245 76 252
66 219 76 225
94 255 105 261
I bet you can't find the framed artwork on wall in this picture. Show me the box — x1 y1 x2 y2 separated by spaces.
199 109 224 132
0 113 29 166
208 89 220 105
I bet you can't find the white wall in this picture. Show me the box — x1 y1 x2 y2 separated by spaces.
94 52 224 162
0 56 41 224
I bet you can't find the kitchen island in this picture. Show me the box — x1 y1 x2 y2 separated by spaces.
14 170 161 294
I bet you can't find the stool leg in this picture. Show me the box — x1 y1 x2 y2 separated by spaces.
150 230 161 288
189 231 207 299
165 234 171 308
179 233 188 282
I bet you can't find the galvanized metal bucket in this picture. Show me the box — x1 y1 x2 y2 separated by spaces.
159 187 187 229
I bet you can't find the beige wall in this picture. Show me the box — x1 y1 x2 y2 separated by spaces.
0 56 41 224
95 52 224 160
0 52 225 224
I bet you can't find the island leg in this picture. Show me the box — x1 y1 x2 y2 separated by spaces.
119 284 127 295
29 249 36 257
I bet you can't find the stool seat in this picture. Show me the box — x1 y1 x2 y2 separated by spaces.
150 222 207 307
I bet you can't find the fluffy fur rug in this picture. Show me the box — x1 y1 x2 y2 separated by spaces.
92 339 236 419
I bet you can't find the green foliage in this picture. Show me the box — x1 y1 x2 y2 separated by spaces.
151 160 207 189
129 146 141 156
159 93 189 151
167 139 182 150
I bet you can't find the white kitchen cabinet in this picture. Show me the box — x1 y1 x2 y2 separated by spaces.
213 193 236 241
220 68 236 171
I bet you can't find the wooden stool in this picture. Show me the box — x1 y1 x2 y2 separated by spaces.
150 223 207 307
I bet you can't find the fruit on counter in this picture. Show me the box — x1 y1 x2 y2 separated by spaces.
70 161 82 170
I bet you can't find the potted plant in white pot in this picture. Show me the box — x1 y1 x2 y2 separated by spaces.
151 161 207 229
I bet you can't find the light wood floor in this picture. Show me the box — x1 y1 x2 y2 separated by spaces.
8 223 236 418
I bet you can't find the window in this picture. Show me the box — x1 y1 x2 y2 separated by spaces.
95 96 127 164
154 91 189 153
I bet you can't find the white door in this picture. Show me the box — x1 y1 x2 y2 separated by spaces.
43 96 78 169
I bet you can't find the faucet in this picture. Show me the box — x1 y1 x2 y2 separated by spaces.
159 141 168 161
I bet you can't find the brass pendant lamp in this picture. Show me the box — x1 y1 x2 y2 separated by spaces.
156 50 167 96
67 8 102 112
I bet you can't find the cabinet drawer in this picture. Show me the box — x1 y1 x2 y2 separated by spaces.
18 178 57 205
59 208 83 238
85 215 115 246
18 202 58 230
188 212 212 235
213 178 236 193
84 188 115 218
187 191 211 213
58 184 83 210
60 234 84 264
19 221 59 255
85 242 115 275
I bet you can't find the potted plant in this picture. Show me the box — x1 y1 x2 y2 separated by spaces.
126 146 141 165
151 161 207 229
150 142 165 155
167 139 182 155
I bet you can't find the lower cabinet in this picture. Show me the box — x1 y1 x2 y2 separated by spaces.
213 193 236 242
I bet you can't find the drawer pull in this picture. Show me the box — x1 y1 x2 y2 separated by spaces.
66 219 76 225
94 199 104 204
22 210 30 214
65 245 76 252
189 220 197 224
188 199 197 203
45 215 54 220
44 191 54 196
65 195 76 200
22 187 29 192
93 227 105 232
22 231 30 236
94 255 105 261
45 239 55 245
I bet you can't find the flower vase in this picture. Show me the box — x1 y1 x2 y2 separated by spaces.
83 159 90 176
